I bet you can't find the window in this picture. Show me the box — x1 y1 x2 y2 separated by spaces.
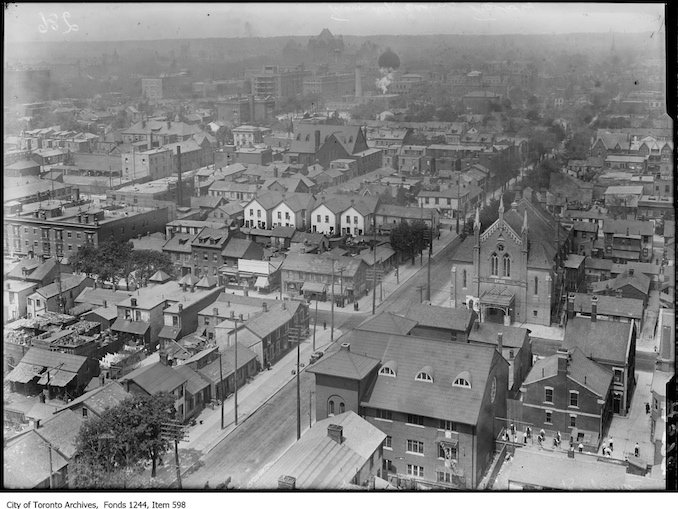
250 209 254 216
533 310 538 317
346 215 350 223
383 459 393 472
257 210 261 218
613 369 623 384
379 365 396 377
278 212 282 219
82 408 88 418
437 472 452 484
503 254 511 277
384 436 392 449
490 253 498 276
569 415 576 428
415 371 433 382
339 402 345 414
438 443 457 460
328 401 335 415
376 409 393 421
36 299 42 308
172 315 179 326
407 440 424 454
325 215 329 223
407 414 424 426
453 374 471 388
569 391 579 408
545 411 552 424
316 214 321 222
439 420 455 431
462 269 467 288
534 276 538 295
545 388 553 403
354 216 358 224
407 465 424 478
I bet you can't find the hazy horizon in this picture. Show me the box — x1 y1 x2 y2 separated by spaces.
5 3 666 44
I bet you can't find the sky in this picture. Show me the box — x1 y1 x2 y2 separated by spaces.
4 2 667 43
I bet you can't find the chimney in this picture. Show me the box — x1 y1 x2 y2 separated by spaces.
278 475 296 490
182 283 187 292
314 130 321 152
33 419 41 430
327 423 344 444
591 296 598 323
567 293 576 319
628 268 634 276
230 310 235 319
262 302 268 312
178 303 183 312
159 350 169 365
557 348 568 376
131 298 137 307
239 313 243 321
497 332 503 353
190 284 195 293
213 307 218 317
227 300 230 307
167 120 171 129
355 66 363 98
340 342 350 352
176 146 183 207
273 166 278 178
103 300 108 308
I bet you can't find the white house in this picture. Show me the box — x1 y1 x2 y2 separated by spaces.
340 197 379 237
243 192 284 230
271 194 316 230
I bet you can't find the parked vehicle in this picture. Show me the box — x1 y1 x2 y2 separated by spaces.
309 351 324 364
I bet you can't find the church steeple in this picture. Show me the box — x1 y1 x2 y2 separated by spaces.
473 206 481 247
521 209 528 235
498 194 505 223
474 206 481 231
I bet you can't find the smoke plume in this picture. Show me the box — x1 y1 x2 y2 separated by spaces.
375 67 394 94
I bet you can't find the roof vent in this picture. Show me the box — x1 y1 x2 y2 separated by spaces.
340 342 350 351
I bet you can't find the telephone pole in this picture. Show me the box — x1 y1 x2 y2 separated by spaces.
160 420 188 489
372 215 377 314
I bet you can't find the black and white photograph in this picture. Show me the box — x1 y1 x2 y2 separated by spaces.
2 2 674 499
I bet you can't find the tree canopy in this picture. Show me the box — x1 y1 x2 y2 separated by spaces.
389 219 428 264
71 239 174 289
70 392 176 488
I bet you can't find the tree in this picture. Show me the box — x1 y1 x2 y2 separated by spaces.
564 129 592 161
70 239 134 288
126 250 174 289
70 392 176 488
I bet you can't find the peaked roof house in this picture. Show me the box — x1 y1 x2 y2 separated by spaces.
307 334 509 489
285 125 369 169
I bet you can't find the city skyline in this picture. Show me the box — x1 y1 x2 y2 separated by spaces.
5 2 667 43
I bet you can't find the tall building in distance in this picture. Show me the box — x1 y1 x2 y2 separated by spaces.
250 65 310 99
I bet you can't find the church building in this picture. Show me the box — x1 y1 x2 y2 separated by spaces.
451 195 572 327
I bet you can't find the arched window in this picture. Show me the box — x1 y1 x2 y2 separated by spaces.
534 276 539 295
379 361 397 377
462 269 467 288
453 371 472 388
490 253 499 276
503 254 511 277
339 402 345 414
328 400 335 415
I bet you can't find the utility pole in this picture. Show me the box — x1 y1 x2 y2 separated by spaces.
309 389 313 429
288 325 303 441
160 420 187 489
456 179 460 235
372 214 377 315
330 259 335 342
47 443 55 489
234 319 239 426
427 212 433 302
312 297 318 352
337 266 346 308
218 350 224 429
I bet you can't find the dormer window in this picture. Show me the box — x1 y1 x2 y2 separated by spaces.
453 371 471 388
415 366 433 383
379 360 397 377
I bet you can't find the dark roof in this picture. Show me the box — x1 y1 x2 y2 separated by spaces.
585 257 613 271
9 347 87 375
173 364 211 395
404 304 475 332
524 347 613 398
355 312 417 335
289 124 365 156
572 221 598 233
306 348 380 380
572 293 643 320
4 430 68 488
591 270 651 296
163 232 198 253
282 253 366 277
348 330 502 425
198 343 257 381
222 237 261 258
34 409 85 459
563 317 633 365
120 362 187 395
603 219 654 236
468 322 529 349
6 258 57 282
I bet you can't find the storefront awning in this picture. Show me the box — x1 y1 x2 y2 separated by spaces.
4 363 42 384
302 282 327 293
480 290 515 307
158 325 181 340
255 276 270 288
111 319 150 336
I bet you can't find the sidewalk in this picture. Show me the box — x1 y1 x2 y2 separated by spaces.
233 228 460 316
602 371 654 464
180 326 341 455
637 290 661 353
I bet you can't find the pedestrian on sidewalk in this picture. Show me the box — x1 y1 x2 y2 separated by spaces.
634 443 639 457
609 437 613 452
557 431 561 444
578 443 584 454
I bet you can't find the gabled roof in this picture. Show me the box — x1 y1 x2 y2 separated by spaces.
403 304 475 332
59 381 130 417
289 125 365 156
4 430 68 488
6 258 57 282
221 238 261 259
603 219 654 236
119 362 187 395
282 253 366 278
306 348 380 380
34 409 85 459
32 274 90 300
571 293 643 320
524 347 613 398
244 302 302 338
563 317 632 365
348 330 502 426
163 232 198 253
468 322 529 349
591 270 651 296
173 364 211 396
355 312 417 335
249 191 285 210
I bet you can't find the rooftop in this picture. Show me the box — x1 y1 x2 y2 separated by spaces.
563 317 633 365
